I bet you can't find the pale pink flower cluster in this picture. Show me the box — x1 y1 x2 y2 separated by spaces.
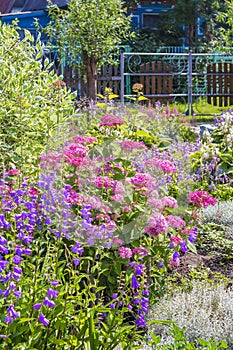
64 143 90 167
166 215 186 229
39 151 63 169
187 190 216 208
118 246 133 259
170 236 182 244
7 169 20 176
110 194 124 202
145 158 177 173
132 247 149 256
100 114 124 127
147 196 177 211
73 135 98 145
144 212 168 237
147 198 164 211
119 140 147 152
131 173 157 190
113 181 126 195
162 196 178 208
94 176 115 189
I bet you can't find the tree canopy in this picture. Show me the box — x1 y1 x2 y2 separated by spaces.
46 0 134 100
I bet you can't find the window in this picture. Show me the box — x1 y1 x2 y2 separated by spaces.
142 13 161 30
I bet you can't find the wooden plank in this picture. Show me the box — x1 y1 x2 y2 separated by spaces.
224 63 228 106
168 63 173 98
213 64 217 106
207 65 211 104
145 62 150 96
230 64 233 105
157 61 161 95
151 61 156 105
218 63 223 107
140 64 144 90
163 62 168 94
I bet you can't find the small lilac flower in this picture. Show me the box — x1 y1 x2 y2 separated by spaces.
22 249 32 255
112 293 118 299
33 303 42 310
13 290 22 299
132 275 140 289
73 258 80 266
13 255 22 265
188 232 197 243
135 264 144 276
133 298 140 305
7 304 19 320
173 251 180 261
47 288 59 299
44 297 55 308
180 241 188 253
158 262 164 268
38 312 49 326
51 280 59 286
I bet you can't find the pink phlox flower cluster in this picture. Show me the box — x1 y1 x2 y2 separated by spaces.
85 196 103 210
169 257 180 267
119 140 147 152
111 194 125 203
187 190 216 208
147 198 164 211
112 181 126 195
131 173 157 190
132 247 149 256
94 176 116 189
162 196 178 208
73 135 98 145
67 190 84 205
170 235 182 244
145 158 177 173
65 143 88 157
100 114 124 127
122 205 131 212
166 215 186 229
7 169 20 176
144 212 168 237
112 237 124 246
118 246 133 259
39 151 62 169
64 143 90 167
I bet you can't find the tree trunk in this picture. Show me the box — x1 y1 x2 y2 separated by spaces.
85 57 97 101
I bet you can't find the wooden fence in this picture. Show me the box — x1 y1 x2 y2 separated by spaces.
207 62 233 106
139 61 173 104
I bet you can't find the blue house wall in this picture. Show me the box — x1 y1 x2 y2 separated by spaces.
0 3 204 44
128 3 173 30
0 10 49 41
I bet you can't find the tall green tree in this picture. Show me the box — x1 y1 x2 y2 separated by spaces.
46 0 133 100
215 0 233 50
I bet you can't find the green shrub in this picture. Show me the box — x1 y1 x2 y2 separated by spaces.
0 22 75 176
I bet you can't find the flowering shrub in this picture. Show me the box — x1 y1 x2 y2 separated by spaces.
0 106 217 348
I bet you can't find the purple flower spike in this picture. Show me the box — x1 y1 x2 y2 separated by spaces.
38 312 49 327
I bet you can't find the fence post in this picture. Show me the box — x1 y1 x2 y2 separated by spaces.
187 50 193 116
120 52 125 106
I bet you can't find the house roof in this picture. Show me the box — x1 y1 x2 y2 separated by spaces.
0 0 16 14
22 0 68 12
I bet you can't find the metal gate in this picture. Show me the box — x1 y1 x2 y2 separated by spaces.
120 52 233 115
